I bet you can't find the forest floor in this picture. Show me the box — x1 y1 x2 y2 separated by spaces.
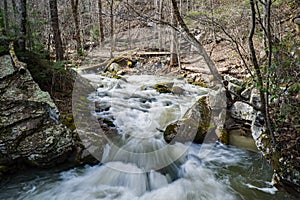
76 27 245 83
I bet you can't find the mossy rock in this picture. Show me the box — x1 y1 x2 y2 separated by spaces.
61 116 76 131
154 82 174 93
189 80 209 88
219 129 229 145
164 96 211 143
171 86 185 95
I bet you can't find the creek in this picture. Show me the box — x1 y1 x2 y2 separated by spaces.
0 74 294 200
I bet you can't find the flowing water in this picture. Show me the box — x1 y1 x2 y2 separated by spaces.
0 75 294 200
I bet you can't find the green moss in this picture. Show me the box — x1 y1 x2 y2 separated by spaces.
191 81 209 88
79 96 87 101
61 116 76 131
140 85 147 90
219 129 229 144
164 123 177 136
195 96 211 141
154 82 174 94
112 74 122 79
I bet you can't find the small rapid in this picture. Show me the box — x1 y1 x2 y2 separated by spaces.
0 74 294 200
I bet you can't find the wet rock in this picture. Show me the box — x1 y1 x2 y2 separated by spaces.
241 87 252 100
105 62 122 73
154 82 174 93
71 71 121 164
230 101 257 121
250 89 261 108
164 96 211 143
0 55 76 171
171 86 185 95
224 75 243 86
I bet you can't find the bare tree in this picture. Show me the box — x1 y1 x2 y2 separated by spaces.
11 0 17 20
158 0 164 50
71 0 82 55
3 0 8 35
109 0 114 58
170 4 178 66
170 0 222 83
49 0 64 60
98 0 104 45
19 0 27 51
248 0 275 144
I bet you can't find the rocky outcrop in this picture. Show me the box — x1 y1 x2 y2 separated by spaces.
164 96 211 143
0 55 78 174
221 75 258 151
224 75 300 197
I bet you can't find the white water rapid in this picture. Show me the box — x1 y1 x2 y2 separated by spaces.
0 74 294 200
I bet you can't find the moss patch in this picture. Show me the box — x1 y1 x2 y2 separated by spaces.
154 82 174 93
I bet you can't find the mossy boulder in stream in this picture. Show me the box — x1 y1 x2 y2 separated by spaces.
154 82 185 95
164 96 211 143
154 82 174 93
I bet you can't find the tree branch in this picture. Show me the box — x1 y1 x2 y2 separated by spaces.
170 0 223 84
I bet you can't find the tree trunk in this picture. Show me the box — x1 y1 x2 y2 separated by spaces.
210 0 217 42
109 0 114 58
170 0 222 83
3 0 8 35
158 0 164 51
11 0 18 35
0 4 4 35
19 0 27 51
126 0 131 49
98 0 104 45
71 0 82 55
170 5 178 67
49 0 64 60
11 0 17 19
248 0 275 144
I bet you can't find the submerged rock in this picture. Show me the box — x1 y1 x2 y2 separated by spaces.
164 96 211 143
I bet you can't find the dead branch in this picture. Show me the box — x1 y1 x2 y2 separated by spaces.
9 42 27 74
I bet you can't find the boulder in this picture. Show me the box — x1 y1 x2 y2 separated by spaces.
105 62 122 73
230 101 257 121
0 55 77 173
154 82 174 94
164 96 211 143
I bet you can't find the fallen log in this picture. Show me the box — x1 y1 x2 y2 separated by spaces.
9 42 27 74
133 51 171 57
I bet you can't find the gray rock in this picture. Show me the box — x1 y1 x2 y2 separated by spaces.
241 87 252 100
224 75 243 86
250 89 261 108
228 82 243 99
0 55 76 171
164 96 211 143
230 101 257 121
105 62 122 73
171 86 185 95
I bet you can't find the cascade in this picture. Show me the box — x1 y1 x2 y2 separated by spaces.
0 74 293 200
